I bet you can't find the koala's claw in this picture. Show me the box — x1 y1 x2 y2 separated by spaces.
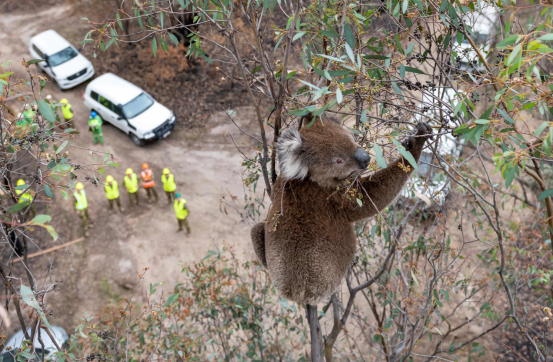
402 122 434 150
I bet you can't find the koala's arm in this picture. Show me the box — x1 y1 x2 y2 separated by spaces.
345 123 433 222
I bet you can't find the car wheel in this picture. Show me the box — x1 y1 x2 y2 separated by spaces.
130 133 146 147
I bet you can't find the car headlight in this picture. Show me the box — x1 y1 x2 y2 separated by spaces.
169 114 175 123
144 132 155 139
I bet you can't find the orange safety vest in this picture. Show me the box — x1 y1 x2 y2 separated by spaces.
141 169 155 188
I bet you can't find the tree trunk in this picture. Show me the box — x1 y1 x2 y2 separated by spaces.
307 304 323 362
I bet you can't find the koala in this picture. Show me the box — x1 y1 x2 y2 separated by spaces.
251 114 433 305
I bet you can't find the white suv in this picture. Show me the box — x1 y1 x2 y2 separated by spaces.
29 30 94 90
83 73 175 146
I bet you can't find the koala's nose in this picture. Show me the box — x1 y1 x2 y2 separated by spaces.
354 147 371 169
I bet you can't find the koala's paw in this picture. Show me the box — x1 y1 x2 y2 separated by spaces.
402 122 433 150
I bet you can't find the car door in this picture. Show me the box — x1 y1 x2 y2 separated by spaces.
110 103 131 135
97 95 119 127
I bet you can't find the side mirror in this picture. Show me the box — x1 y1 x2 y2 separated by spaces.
77 48 82 52
117 116 124 120
149 93 155 99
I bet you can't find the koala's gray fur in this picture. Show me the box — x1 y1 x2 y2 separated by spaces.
251 114 433 305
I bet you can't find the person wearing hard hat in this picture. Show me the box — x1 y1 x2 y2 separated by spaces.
88 111 104 145
104 175 124 212
59 98 74 129
73 182 91 237
124 168 139 207
174 193 190 234
15 179 36 221
140 163 158 203
161 168 177 204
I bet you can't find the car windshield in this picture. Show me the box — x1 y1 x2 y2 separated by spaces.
47 47 78 67
122 93 154 119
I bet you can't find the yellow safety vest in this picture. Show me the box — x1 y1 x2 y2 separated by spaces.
104 181 120 200
61 103 73 119
15 188 33 203
124 174 138 194
174 199 188 220
161 174 177 192
74 190 88 210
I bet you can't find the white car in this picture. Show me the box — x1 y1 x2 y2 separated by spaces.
457 6 499 73
29 30 94 90
83 73 176 146
1 325 68 360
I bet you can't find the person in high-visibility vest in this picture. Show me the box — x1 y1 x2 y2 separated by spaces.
59 98 74 129
124 168 139 207
74 182 91 237
88 111 104 145
140 163 158 203
161 168 177 204
104 175 124 212
174 193 190 234
15 179 36 221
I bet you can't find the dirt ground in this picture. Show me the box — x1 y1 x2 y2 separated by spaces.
0 4 262 334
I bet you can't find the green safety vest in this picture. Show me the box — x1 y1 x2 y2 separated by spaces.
161 174 177 192
174 199 188 220
104 180 120 200
88 115 102 128
62 103 73 119
16 187 33 203
74 190 88 210
124 174 138 194
22 110 36 124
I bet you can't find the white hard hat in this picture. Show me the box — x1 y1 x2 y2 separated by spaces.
45 95 52 100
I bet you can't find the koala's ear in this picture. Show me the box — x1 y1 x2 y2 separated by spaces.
276 127 308 180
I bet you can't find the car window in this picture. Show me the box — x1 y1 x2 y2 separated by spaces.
111 103 124 117
31 44 43 59
47 47 78 67
90 91 99 102
99 96 114 112
121 93 154 119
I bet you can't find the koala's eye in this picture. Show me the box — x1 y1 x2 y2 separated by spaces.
336 158 344 164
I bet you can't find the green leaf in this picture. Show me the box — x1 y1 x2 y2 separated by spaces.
292 32 306 41
363 54 389 60
320 30 339 38
391 82 404 100
404 66 426 75
373 144 387 168
46 225 58 240
168 33 179 46
356 198 363 207
37 100 56 123
361 109 367 125
26 59 45 65
336 88 343 104
344 24 355 48
152 37 157 58
21 285 54 331
507 44 521 66
497 34 518 48
55 140 69 154
400 64 405 79
8 201 30 214
538 34 553 42
43 184 54 198
534 122 549 136
164 293 179 306
32 214 52 225
405 42 415 56
539 189 553 201
474 119 490 124
345 43 355 64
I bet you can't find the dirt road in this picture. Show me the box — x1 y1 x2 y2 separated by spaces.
0 5 260 330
